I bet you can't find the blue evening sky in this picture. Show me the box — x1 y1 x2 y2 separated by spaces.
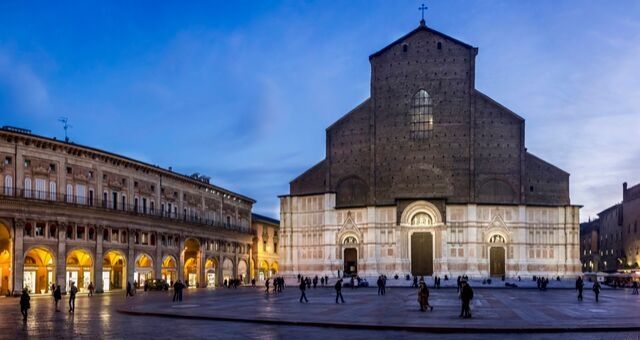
1 1 639 220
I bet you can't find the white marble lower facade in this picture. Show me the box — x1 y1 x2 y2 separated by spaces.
279 194 582 279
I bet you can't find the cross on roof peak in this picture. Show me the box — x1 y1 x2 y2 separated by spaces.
418 3 428 26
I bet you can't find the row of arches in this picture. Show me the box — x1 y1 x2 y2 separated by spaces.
0 223 250 295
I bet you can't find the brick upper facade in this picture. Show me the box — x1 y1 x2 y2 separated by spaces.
289 22 570 208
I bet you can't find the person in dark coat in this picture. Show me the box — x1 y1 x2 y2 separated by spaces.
173 280 184 302
265 278 270 294
68 282 78 313
299 279 308 303
335 279 345 303
377 276 384 296
20 288 30 321
593 281 601 302
459 281 473 318
53 285 62 312
88 282 95 296
418 282 433 312
126 281 134 298
576 276 584 301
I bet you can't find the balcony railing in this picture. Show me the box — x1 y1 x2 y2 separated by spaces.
0 187 251 234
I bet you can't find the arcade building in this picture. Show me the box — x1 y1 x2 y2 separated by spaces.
0 126 255 295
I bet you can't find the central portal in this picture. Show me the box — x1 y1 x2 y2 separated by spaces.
343 248 357 277
411 232 433 276
490 247 506 277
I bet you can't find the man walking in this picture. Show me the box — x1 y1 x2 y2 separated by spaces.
265 278 270 294
20 288 30 321
68 282 78 313
88 282 95 296
377 276 384 296
576 276 584 301
335 279 345 304
299 279 308 303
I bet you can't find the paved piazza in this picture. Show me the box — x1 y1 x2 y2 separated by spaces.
2 287 640 339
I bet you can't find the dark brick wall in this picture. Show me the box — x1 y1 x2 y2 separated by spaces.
524 152 570 206
289 23 571 208
290 159 327 195
370 28 475 205
473 91 524 204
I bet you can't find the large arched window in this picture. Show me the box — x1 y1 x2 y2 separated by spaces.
409 89 433 139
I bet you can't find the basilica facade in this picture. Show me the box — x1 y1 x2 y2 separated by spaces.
279 20 581 280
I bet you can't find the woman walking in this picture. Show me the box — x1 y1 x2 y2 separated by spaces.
53 285 62 312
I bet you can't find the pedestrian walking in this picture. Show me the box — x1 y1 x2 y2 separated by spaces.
251 278 256 288
632 281 639 295
576 276 584 301
265 278 270 294
20 288 30 321
459 281 473 318
593 281 601 302
418 282 433 312
88 282 94 296
299 279 308 303
377 276 384 296
335 279 345 304
68 282 78 313
350 276 355 289
54 285 62 312
126 281 134 298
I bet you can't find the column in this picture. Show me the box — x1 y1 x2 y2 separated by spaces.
57 224 67 293
95 225 104 293
233 243 238 279
199 245 206 288
178 235 185 282
216 253 223 287
127 228 135 287
154 232 162 280
13 219 25 296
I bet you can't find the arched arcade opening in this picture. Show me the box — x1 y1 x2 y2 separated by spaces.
103 250 126 291
66 249 93 292
23 247 55 294
0 223 12 295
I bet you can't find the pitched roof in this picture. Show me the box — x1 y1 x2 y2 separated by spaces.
252 213 280 226
369 22 476 60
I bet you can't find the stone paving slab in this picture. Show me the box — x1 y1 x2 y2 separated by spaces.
119 287 640 333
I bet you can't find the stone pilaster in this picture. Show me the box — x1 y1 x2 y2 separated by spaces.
154 232 162 279
13 219 25 295
178 235 185 282
95 224 104 293
199 244 206 288
57 223 67 292
127 228 135 287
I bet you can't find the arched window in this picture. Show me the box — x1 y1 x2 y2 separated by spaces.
409 89 433 139
24 177 32 198
343 236 358 245
489 234 506 243
49 181 57 201
4 175 13 196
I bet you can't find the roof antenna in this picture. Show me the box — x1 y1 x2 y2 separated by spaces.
58 117 72 142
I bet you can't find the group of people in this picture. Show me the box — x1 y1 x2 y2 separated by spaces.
21 280 81 321
376 275 387 295
536 277 550 291
223 278 243 288
264 277 286 294
576 276 601 302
